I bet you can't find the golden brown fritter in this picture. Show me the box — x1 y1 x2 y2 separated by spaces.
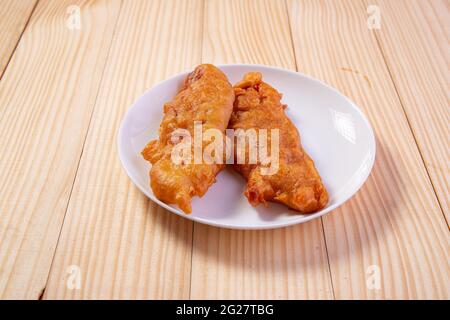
141 64 234 213
230 72 328 213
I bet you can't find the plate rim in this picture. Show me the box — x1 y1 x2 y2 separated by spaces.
117 63 376 230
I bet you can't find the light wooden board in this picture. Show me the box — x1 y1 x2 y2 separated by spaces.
190 0 334 300
287 0 450 299
0 0 38 78
43 0 203 299
0 0 121 299
365 0 449 222
0 0 448 300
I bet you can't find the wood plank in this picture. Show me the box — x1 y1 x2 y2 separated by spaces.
190 0 333 299
418 0 450 58
287 0 450 299
0 0 38 78
43 0 203 299
0 0 121 299
365 0 449 221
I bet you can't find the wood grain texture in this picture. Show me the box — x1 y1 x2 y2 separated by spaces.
0 0 121 299
43 0 203 299
287 0 450 299
190 0 334 299
1 0 447 300
0 0 37 78
366 0 450 222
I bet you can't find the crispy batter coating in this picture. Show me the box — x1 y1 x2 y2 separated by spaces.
141 64 234 213
230 72 328 213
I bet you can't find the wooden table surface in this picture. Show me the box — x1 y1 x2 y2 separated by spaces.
0 0 448 300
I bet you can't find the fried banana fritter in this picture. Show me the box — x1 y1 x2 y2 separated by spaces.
141 64 234 213
230 72 328 213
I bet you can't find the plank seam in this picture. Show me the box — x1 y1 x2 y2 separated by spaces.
38 287 45 300
283 0 299 70
40 0 125 299
200 0 206 64
0 0 40 81
188 222 196 299
372 29 449 229
320 218 336 299
189 0 206 300
284 0 337 300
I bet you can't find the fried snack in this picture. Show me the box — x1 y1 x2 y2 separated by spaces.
141 64 234 213
230 72 328 213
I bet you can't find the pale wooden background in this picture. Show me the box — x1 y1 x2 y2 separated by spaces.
0 0 448 300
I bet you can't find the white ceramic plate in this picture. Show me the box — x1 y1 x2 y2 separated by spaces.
118 64 376 229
